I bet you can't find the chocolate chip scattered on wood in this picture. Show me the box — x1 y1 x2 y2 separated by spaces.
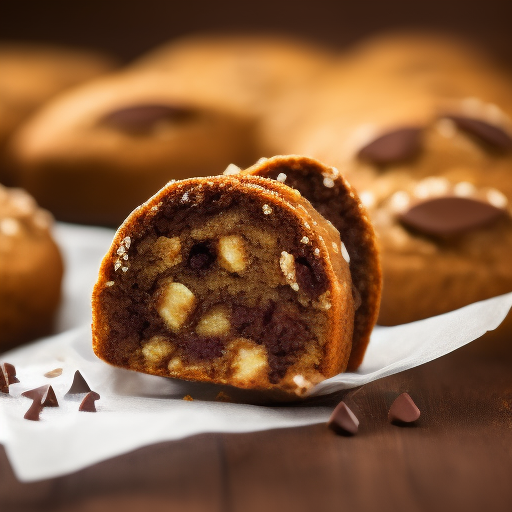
2 363 19 384
388 392 421 424
65 370 91 395
44 368 63 378
328 401 359 435
22 385 59 407
24 400 44 421
358 127 423 165
79 391 101 412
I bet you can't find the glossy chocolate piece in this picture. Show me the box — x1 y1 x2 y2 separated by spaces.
0 368 8 394
79 391 100 412
102 104 196 133
24 400 44 421
400 195 507 236
2 363 19 384
65 370 91 395
358 127 423 165
22 385 59 407
446 115 512 152
327 401 359 435
388 392 420 424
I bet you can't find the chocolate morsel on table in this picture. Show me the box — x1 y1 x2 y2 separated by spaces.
445 115 512 152
79 391 100 412
22 385 59 407
357 127 423 165
65 370 91 395
24 400 44 421
1 363 20 384
399 195 507 236
388 392 421 424
327 401 359 435
44 368 63 378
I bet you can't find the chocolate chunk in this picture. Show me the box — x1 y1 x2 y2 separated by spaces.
44 368 63 378
24 401 44 421
295 256 328 299
188 242 216 270
358 127 423 165
22 385 59 407
0 368 8 394
446 115 512 152
65 370 91 395
102 104 196 133
399 195 507 236
2 363 19 384
327 401 359 435
388 393 420 424
79 391 100 412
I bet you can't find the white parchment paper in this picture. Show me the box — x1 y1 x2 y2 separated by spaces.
0 223 511 482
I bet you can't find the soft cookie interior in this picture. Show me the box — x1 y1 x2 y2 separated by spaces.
93 178 352 393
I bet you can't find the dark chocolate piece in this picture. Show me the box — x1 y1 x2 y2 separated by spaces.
399 195 507 236
79 391 100 412
446 115 512 152
327 401 359 435
65 371 91 395
44 368 63 378
388 392 420 424
0 368 8 394
2 363 19 384
358 127 423 165
22 385 59 407
102 104 196 133
24 400 43 421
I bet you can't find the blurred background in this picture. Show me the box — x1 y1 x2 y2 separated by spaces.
2 0 512 63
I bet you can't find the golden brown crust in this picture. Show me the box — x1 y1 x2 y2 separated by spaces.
92 174 355 395
237 155 381 370
0 185 63 350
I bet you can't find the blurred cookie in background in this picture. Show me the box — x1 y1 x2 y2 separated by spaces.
0 43 117 184
7 70 260 226
0 184 63 351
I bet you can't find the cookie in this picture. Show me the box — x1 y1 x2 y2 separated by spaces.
0 184 63 350
0 43 116 184
368 175 512 325
232 155 381 371
92 174 363 396
8 70 259 226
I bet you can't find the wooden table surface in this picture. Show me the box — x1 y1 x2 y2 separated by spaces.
1 335 512 512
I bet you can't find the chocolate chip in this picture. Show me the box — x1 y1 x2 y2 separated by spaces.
445 115 512 152
24 401 43 421
2 363 19 384
399 195 507 236
358 127 423 165
44 368 63 378
188 243 216 270
388 393 420 424
22 385 59 407
79 391 100 412
65 370 91 395
0 368 8 394
295 257 328 299
327 401 359 435
102 104 196 133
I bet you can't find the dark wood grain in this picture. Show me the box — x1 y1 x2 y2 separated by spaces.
1 336 512 512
